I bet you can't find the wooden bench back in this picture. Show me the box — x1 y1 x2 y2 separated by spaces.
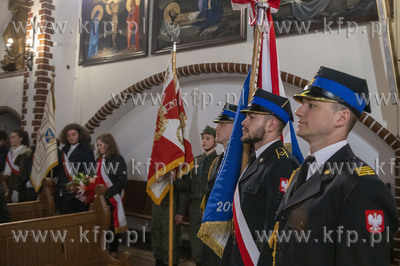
0 185 130 266
7 178 54 221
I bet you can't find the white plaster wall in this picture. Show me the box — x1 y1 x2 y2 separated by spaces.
0 76 23 114
51 0 82 131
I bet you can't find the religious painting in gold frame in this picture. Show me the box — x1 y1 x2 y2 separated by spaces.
79 0 149 66
273 0 394 35
152 0 246 54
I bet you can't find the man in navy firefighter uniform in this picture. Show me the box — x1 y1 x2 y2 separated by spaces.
202 103 237 266
262 67 399 265
221 90 299 266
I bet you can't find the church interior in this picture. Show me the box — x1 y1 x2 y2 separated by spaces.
0 0 399 265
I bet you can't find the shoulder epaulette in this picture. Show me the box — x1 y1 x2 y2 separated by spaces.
354 166 376 176
276 147 289 159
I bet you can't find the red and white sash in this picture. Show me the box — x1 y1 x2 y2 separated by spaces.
232 169 260 266
97 157 127 234
6 152 20 175
62 152 73 181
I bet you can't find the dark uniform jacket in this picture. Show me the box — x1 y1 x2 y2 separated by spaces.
8 147 35 202
0 188 11 223
57 143 95 214
221 140 299 266
190 151 218 201
204 151 224 207
101 154 127 200
261 144 399 266
0 146 8 173
179 151 219 210
58 143 95 188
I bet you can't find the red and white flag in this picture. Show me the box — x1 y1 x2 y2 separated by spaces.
230 1 301 265
146 56 194 205
232 0 291 137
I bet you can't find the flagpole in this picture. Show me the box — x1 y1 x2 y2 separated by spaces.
50 66 56 193
168 25 180 266
241 4 264 172
375 0 399 136
168 43 177 266
168 175 174 266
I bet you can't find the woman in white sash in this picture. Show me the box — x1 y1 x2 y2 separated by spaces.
3 130 35 203
57 123 95 214
83 133 128 258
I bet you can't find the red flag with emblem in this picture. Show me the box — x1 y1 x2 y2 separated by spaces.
146 56 194 205
232 0 303 165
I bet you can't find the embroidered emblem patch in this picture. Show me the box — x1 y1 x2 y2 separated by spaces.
365 210 384 233
279 178 289 193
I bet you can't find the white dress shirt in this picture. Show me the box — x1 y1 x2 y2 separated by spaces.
67 143 79 158
306 140 347 180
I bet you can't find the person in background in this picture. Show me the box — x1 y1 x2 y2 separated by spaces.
202 103 237 265
4 130 35 202
57 123 95 214
80 133 128 258
151 172 188 266
181 125 218 266
0 131 9 173
0 188 11 223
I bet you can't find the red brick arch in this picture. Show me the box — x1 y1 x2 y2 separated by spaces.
0 106 22 121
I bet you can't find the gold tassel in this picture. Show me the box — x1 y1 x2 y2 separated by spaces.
286 167 300 190
268 222 279 266
197 220 233 258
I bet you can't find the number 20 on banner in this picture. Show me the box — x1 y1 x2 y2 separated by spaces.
216 201 232 212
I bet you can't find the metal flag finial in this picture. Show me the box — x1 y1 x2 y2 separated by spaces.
166 23 180 50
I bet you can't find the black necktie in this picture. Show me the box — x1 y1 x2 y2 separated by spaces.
249 153 257 165
293 155 316 192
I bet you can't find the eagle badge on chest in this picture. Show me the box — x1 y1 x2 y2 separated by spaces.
279 178 289 193
365 210 384 233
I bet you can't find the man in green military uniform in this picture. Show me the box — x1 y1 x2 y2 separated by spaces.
183 125 218 266
151 171 188 266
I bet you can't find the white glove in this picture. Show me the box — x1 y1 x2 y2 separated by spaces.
75 185 87 202
76 190 87 202
11 190 19 203
26 180 33 189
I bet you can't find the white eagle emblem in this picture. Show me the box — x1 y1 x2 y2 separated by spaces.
279 178 289 193
367 213 383 233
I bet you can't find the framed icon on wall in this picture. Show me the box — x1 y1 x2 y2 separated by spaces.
152 0 246 54
79 0 149 66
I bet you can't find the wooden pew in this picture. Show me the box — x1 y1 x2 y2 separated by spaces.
7 178 54 221
0 185 131 266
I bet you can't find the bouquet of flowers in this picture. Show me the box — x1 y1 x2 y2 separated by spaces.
66 173 96 203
